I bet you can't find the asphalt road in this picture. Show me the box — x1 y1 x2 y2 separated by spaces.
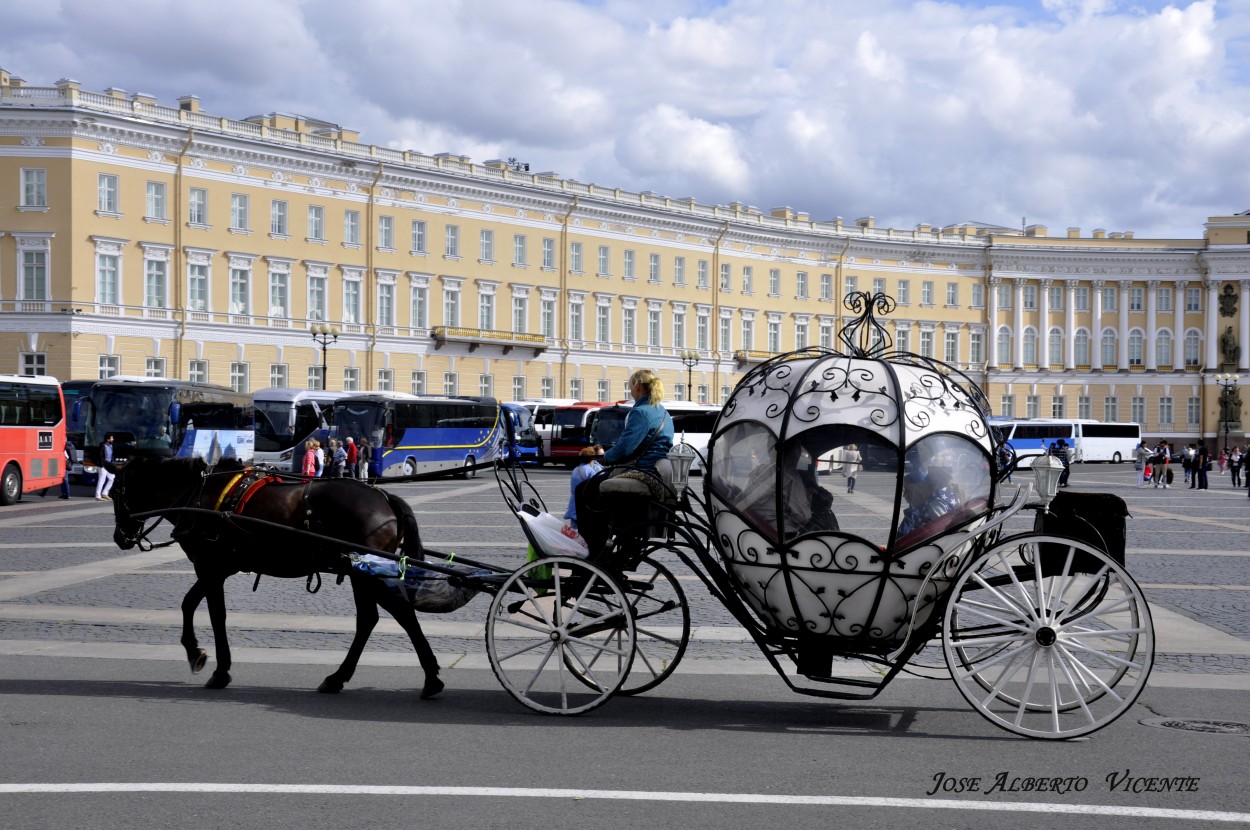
1 464 1248 829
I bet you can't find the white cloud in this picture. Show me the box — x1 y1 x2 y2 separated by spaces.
1 0 1247 237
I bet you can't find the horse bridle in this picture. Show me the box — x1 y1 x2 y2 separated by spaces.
112 463 219 551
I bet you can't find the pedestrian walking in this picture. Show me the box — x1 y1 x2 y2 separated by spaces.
60 437 75 498
356 437 370 480
345 436 357 474
332 439 348 478
1184 444 1196 486
1195 439 1211 491
1218 448 1227 475
94 433 116 500
301 438 317 480
842 442 862 494
1231 446 1243 488
1049 439 1071 487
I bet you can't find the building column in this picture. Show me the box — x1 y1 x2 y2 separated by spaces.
1013 279 1025 369
1146 280 1159 371
1118 282 1131 371
1065 280 1077 370
1173 280 1186 369
1038 279 1051 370
1206 280 1220 370
1240 280 1250 372
1092 280 1104 368
987 277 1000 369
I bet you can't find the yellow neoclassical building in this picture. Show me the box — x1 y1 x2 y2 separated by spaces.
3 71 1249 443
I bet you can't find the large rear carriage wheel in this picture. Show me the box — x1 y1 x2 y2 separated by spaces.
941 533 1153 740
485 556 635 715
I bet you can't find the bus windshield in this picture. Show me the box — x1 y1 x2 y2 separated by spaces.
253 399 332 453
333 400 389 448
85 387 176 450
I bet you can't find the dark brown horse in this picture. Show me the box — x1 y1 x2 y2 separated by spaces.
110 455 442 699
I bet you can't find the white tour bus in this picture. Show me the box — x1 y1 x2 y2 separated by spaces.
991 418 1141 465
253 388 346 473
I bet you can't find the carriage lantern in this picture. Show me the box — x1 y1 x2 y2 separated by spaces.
1030 453 1065 509
666 439 697 496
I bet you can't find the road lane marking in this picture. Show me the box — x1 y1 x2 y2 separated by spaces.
0 783 1245 822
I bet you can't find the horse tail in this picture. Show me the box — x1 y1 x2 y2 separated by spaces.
383 490 423 562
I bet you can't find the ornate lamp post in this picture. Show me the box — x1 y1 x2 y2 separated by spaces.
1217 372 1239 453
680 349 700 402
311 323 340 390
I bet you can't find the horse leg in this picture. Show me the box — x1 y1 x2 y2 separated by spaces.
180 579 209 673
318 576 380 694
202 576 233 689
374 585 443 700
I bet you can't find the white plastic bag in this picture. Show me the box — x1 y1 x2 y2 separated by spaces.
520 510 590 559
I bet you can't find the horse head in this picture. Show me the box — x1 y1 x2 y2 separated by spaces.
112 456 211 550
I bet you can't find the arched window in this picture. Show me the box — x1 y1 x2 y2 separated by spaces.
1049 327 1064 366
997 327 1012 366
1128 329 1144 366
1155 330 1173 367
1184 330 1201 367
1022 328 1037 365
1074 330 1090 366
1101 329 1118 367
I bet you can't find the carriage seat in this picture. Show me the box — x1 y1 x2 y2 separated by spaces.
598 458 677 502
893 497 990 553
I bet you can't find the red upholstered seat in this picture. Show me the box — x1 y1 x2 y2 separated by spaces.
892 498 989 553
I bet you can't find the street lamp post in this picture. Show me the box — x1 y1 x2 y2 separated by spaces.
311 323 340 391
1217 372 1239 453
680 349 700 402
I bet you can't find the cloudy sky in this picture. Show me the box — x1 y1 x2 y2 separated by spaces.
4 0 1248 239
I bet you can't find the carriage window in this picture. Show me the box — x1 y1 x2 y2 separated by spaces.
711 423 991 549
896 433 993 547
710 422 901 546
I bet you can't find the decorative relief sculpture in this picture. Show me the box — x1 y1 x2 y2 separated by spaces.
1220 283 1238 318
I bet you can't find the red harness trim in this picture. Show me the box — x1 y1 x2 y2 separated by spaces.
215 467 280 515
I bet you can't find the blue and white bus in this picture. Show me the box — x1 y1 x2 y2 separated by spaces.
499 402 540 464
253 388 344 473
330 393 504 478
991 418 1141 465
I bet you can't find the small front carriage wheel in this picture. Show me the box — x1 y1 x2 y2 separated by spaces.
563 555 690 696
941 533 1154 740
485 556 635 715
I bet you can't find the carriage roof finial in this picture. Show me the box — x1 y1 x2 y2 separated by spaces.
838 291 895 358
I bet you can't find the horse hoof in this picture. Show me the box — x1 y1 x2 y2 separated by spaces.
204 670 232 690
189 650 208 674
420 677 444 700
317 678 344 694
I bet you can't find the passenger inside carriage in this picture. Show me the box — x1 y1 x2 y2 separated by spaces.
735 438 839 539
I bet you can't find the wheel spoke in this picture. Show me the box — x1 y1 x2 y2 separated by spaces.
950 599 1035 634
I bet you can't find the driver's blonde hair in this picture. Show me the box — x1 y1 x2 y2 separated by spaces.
629 368 665 404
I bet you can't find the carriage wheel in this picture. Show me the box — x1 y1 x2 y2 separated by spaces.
942 533 1153 740
485 556 635 715
562 555 691 696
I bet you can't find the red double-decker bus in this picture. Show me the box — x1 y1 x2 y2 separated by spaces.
0 374 66 505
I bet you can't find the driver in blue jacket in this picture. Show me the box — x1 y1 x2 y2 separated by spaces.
601 368 674 471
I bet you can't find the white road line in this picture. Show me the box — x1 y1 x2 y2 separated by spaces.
0 783 1244 822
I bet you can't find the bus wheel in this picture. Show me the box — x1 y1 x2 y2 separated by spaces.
1112 452 1122 463
461 456 476 479
403 458 417 477
0 463 22 506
